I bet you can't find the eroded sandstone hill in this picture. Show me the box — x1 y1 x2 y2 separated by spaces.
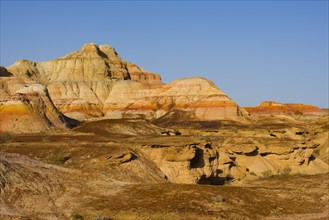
3 43 246 122
5 43 162 119
245 101 326 117
0 67 75 133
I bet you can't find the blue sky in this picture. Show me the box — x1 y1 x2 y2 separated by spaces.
1 1 328 107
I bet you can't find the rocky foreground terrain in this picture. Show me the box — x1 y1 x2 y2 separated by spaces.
0 43 328 219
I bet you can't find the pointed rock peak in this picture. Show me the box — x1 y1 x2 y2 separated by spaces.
81 43 100 53
99 44 115 50
99 44 120 58
74 43 109 58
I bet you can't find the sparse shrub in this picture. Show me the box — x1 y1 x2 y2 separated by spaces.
211 195 225 203
51 153 70 165
290 172 304 177
1 132 15 143
261 168 304 179
71 212 84 220
280 167 292 177
249 171 257 176
94 216 112 220
40 131 50 142
261 170 273 178
270 206 284 216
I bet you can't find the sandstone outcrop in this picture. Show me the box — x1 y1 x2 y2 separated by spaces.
104 77 247 121
5 43 162 120
1 150 328 219
72 119 220 184
0 76 72 133
141 141 219 184
206 123 329 183
5 43 247 122
7 43 162 85
245 101 326 117
216 138 328 182
71 118 328 185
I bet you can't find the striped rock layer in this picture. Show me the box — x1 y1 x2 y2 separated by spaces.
244 101 326 116
4 43 246 122
0 76 71 133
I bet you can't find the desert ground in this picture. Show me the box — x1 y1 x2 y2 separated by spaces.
1 115 328 220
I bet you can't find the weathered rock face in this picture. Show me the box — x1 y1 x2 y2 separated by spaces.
245 101 326 117
141 141 219 184
0 76 72 133
6 43 163 120
5 43 246 122
73 118 328 185
215 137 328 183
104 77 247 121
193 121 329 183
7 43 162 85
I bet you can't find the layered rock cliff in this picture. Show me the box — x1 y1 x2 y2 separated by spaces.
0 73 72 133
245 101 326 117
5 43 245 121
104 77 246 121
5 43 162 119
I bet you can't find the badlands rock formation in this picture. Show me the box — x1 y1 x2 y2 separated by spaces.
1 43 328 219
0 71 72 133
69 118 329 185
6 43 162 119
212 124 329 182
141 140 219 184
103 77 247 121
5 43 245 121
245 101 326 117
